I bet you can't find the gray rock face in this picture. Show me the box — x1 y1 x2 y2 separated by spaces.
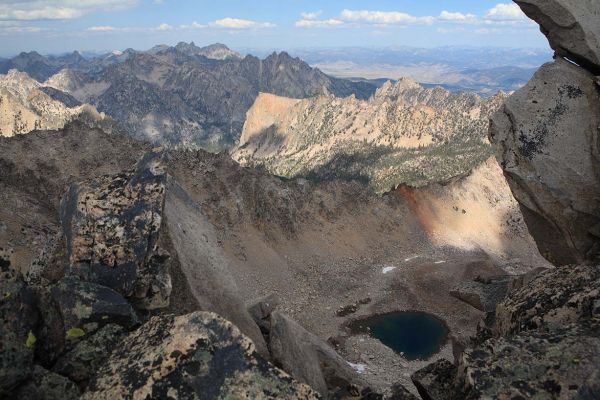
50 277 139 341
52 324 126 385
0 275 38 395
458 321 600 399
449 275 512 313
494 264 600 336
490 57 600 265
411 359 458 400
268 311 365 398
82 311 318 400
515 0 600 74
388 384 420 400
162 176 269 357
248 294 280 333
60 149 172 309
14 365 80 400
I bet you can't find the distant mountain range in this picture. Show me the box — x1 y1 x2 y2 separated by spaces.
0 43 550 150
0 43 377 150
260 46 553 95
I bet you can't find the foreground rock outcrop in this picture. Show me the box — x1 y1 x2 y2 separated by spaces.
61 149 172 310
414 265 600 400
83 312 318 400
4 142 417 398
515 0 600 74
0 272 39 396
459 320 599 399
490 58 600 265
491 0 600 266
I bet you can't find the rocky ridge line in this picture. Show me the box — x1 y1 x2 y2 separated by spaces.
232 78 506 193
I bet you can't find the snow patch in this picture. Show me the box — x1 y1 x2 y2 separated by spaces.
404 255 419 262
434 260 446 264
348 362 366 374
382 266 396 274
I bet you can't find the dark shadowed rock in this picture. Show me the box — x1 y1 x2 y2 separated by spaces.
60 149 172 309
82 311 318 399
13 365 80 400
248 293 279 333
52 323 126 385
457 321 600 399
0 266 39 396
515 0 600 74
490 58 600 265
411 359 458 400
33 287 67 366
50 276 139 341
388 383 420 400
450 275 512 312
423 264 599 400
494 264 600 336
268 311 366 398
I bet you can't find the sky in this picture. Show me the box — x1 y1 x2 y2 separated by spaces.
0 1 549 57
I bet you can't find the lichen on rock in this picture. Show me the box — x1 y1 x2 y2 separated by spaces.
83 311 319 400
60 149 172 309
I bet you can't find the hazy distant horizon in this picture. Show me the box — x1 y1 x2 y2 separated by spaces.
1 43 552 60
0 1 549 57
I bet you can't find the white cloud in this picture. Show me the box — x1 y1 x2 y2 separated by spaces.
0 0 139 21
87 25 116 32
180 21 207 29
156 23 173 31
210 18 275 29
295 18 344 28
340 9 435 25
300 11 322 20
485 3 527 21
437 27 467 34
475 27 504 35
0 25 44 34
439 11 476 23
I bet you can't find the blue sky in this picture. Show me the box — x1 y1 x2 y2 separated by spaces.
0 1 548 56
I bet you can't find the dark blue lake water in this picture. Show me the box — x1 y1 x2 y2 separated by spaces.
349 311 449 360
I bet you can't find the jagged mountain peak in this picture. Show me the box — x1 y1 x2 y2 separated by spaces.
16 50 43 59
174 41 242 60
233 79 504 192
0 68 113 137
